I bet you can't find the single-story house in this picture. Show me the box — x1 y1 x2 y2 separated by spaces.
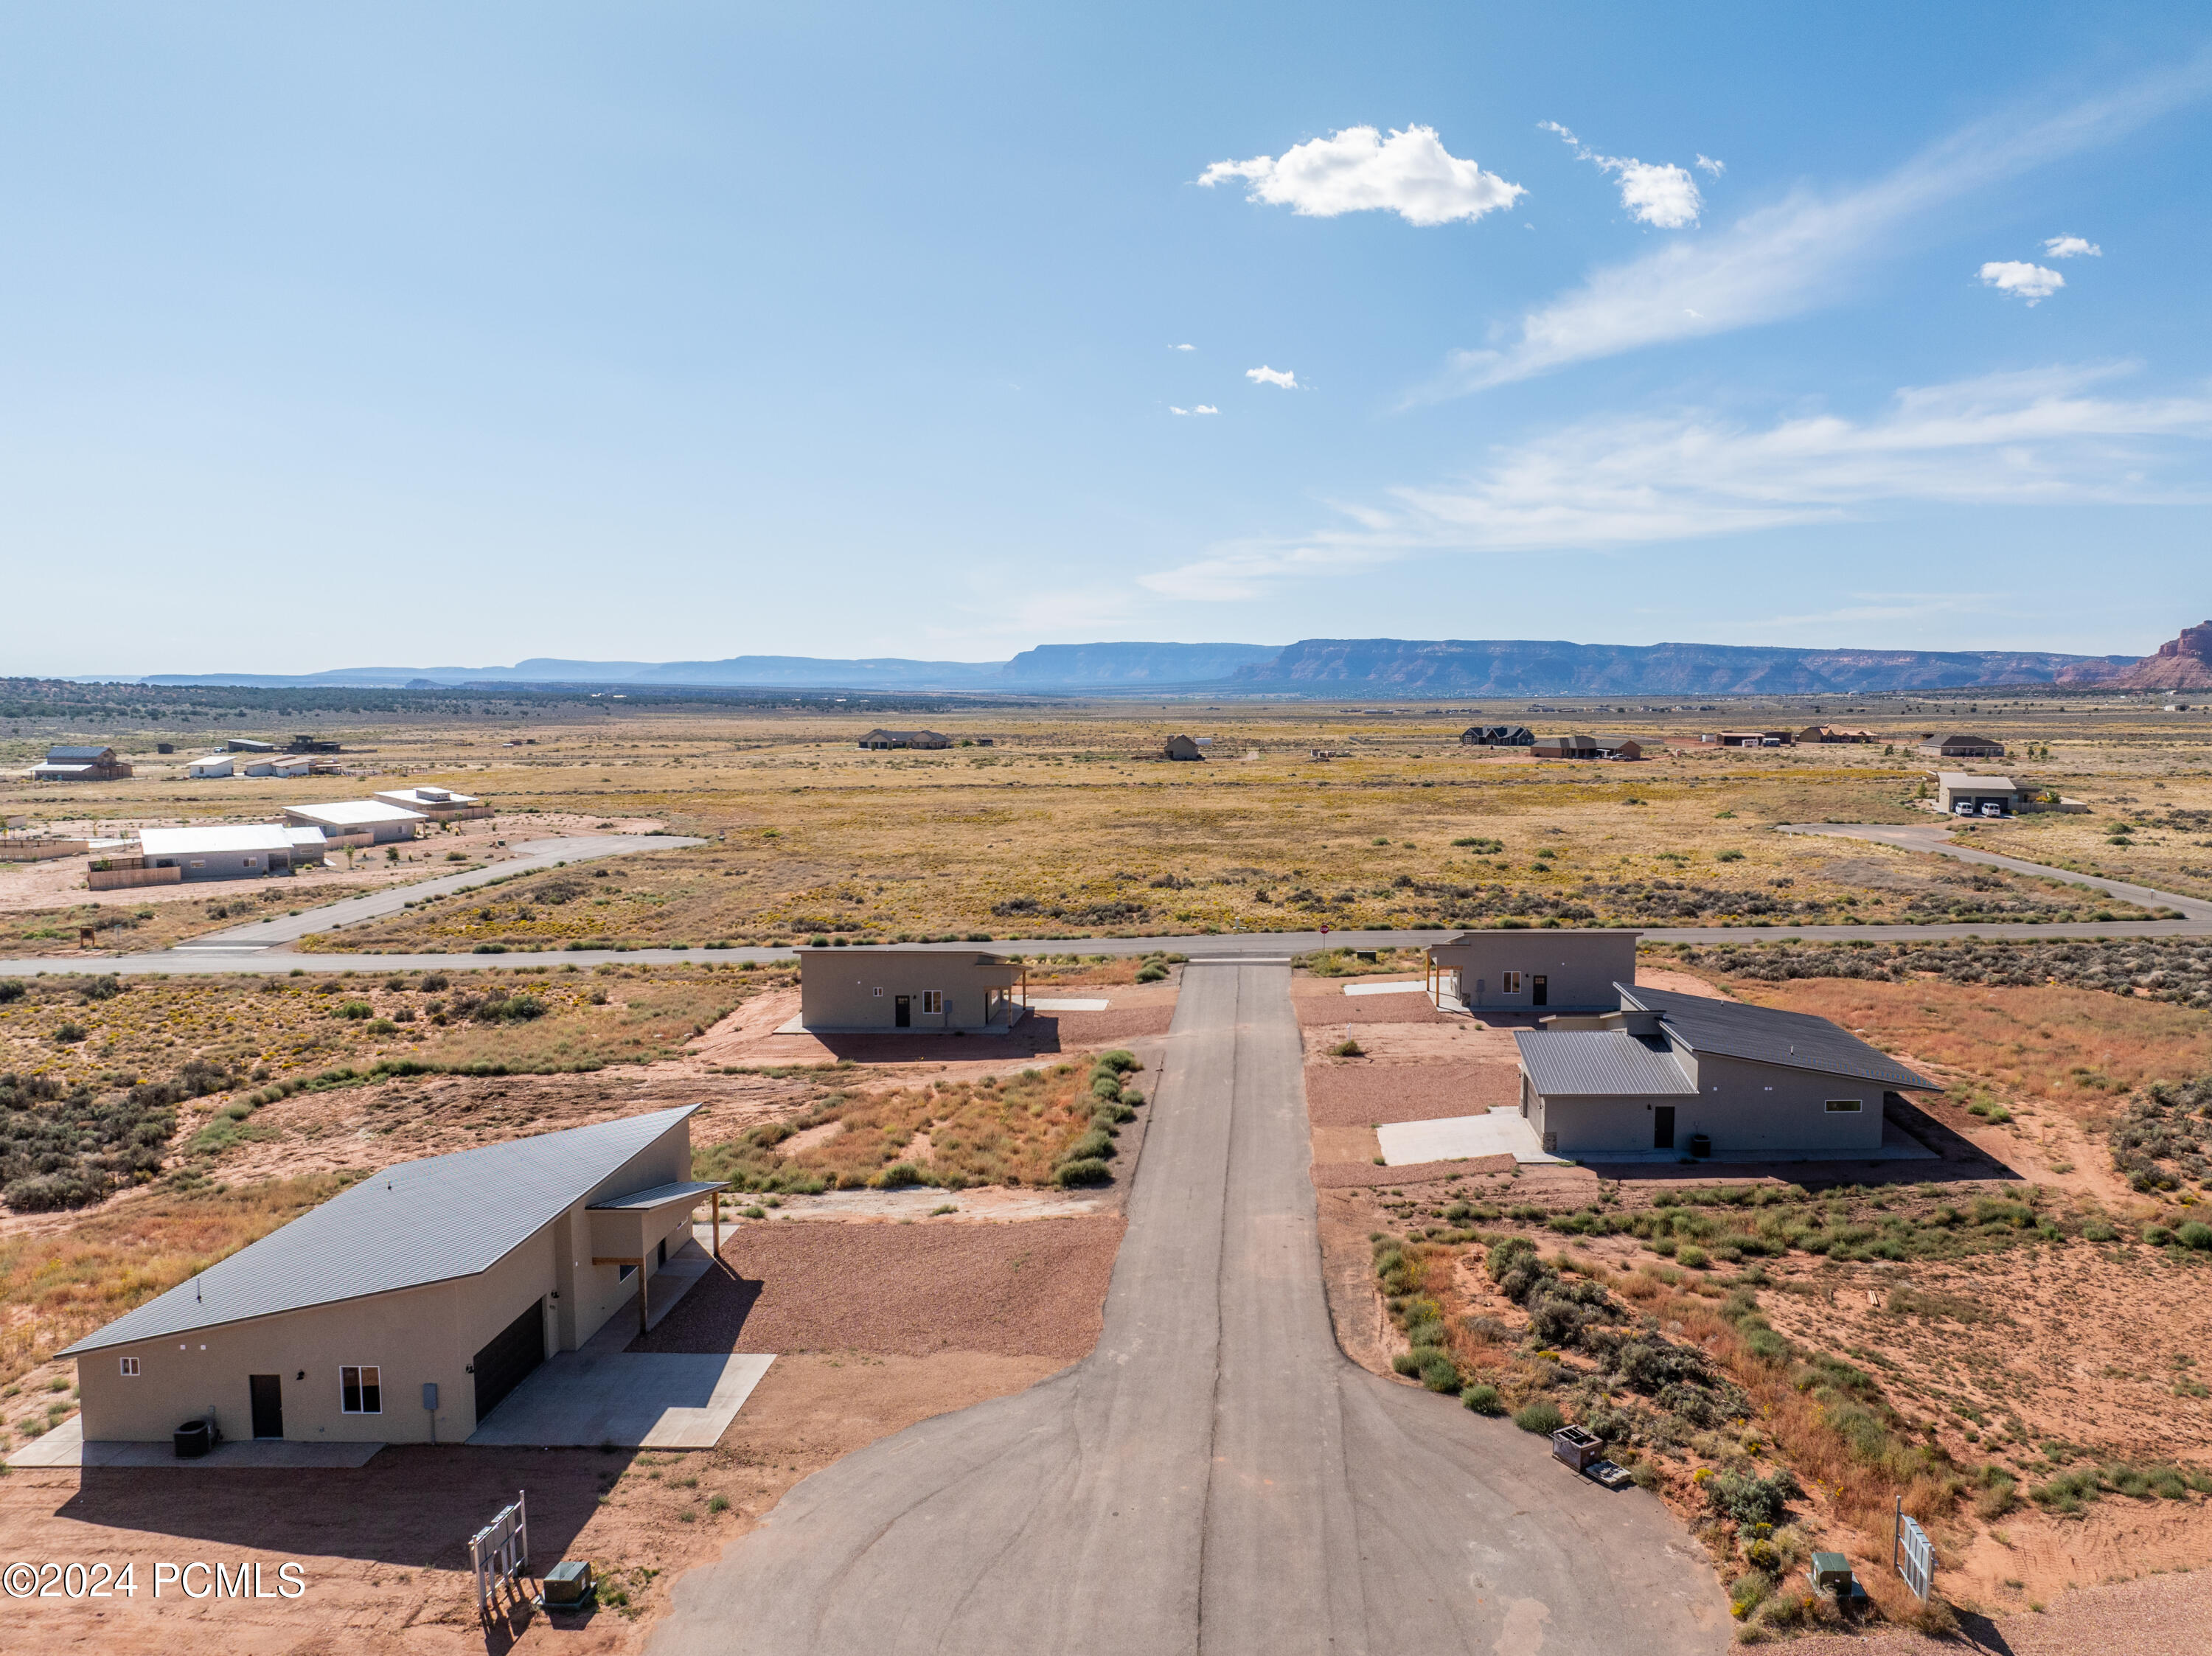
1529 734 1645 760
61 1107 722 1447
244 756 313 779
1921 733 2005 758
225 739 278 754
1700 731 1793 748
185 755 234 779
1798 726 1877 744
1427 929 1640 1013
286 736 343 754
32 745 133 782
1513 985 1936 1158
372 785 491 821
1164 734 1204 761
286 826 330 865
282 800 428 844
1459 725 1534 747
856 728 952 750
796 948 1026 1032
138 824 309 880
1935 773 2022 816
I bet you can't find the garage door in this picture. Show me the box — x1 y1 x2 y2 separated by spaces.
472 1299 546 1424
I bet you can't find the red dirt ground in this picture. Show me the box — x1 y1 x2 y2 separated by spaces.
632 1214 1125 1360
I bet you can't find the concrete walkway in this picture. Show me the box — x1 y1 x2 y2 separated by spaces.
10 1417 382 1468
1377 1107 1563 1166
465 1351 773 1450
646 959 1727 1656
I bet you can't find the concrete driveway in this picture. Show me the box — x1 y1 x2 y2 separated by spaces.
646 959 1728 1656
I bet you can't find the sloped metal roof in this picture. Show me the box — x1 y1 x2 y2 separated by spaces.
1618 985 1935 1091
60 1106 698 1355
46 745 115 762
1515 1029 1696 1096
588 1179 725 1211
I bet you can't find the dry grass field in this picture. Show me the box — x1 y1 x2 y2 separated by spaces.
6 694 2206 953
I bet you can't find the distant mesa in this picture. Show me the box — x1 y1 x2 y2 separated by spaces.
2112 619 2212 692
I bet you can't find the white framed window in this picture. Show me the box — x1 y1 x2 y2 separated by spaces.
1824 1099 1863 1113
1500 972 1522 994
922 990 943 1015
340 1365 383 1414
873 987 884 997
619 1262 636 1281
119 1356 140 1377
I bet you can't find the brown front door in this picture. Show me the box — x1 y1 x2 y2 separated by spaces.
249 1374 284 1438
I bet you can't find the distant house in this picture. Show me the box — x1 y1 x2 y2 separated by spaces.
856 729 952 750
282 800 428 845
225 738 278 754
243 756 313 778
1429 929 1641 1013
184 755 235 779
137 825 307 881
373 786 492 822
1459 725 1534 747
285 735 343 754
1798 726 1876 744
1529 734 1644 760
32 745 132 782
1164 734 1204 761
1701 731 1792 748
1921 733 2006 759
1513 985 1938 1159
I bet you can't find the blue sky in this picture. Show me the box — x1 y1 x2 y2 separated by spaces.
4 2 2208 675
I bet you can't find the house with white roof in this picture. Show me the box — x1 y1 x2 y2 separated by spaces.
282 799 428 844
372 785 490 821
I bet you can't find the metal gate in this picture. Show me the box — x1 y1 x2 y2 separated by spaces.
470 1490 529 1621
1894 1500 1933 1600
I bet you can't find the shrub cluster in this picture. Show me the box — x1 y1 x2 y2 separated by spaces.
0 1058 240 1211
1054 1049 1144 1187
2110 1076 2212 1191
1679 937 2212 1007
1373 1238 1461 1394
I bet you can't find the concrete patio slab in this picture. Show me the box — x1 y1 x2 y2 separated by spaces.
1376 1107 1564 1166
10 1418 383 1469
1022 998 1110 1011
1343 979 1427 996
465 1351 773 1450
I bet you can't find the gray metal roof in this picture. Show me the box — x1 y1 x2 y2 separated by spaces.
1515 1029 1696 1096
1618 985 1936 1091
59 1106 698 1356
46 745 115 762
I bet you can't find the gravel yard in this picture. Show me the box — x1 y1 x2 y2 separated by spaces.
633 1214 1125 1360
1305 1060 1514 1127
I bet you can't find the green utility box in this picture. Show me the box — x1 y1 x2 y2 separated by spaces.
541 1561 594 1608
1809 1553 1854 1596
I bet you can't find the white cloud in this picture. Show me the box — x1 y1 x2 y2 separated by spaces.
1172 342 1196 350
1169 405 1219 416
1143 363 2212 599
1695 154 1726 175
1246 366 1298 389
1197 125 1523 227
1980 260 2065 302
1435 61 2211 394
1540 119 1703 227
2045 234 2101 258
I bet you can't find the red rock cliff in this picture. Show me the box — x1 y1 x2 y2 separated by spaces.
2115 620 2212 690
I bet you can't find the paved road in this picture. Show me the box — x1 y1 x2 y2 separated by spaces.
164 833 709 951
647 959 1726 1656
1776 820 2212 922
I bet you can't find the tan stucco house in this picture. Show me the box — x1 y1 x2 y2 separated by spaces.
796 947 1025 1032
61 1108 721 1448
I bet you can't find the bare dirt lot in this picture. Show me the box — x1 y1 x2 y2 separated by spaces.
636 1214 1124 1360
